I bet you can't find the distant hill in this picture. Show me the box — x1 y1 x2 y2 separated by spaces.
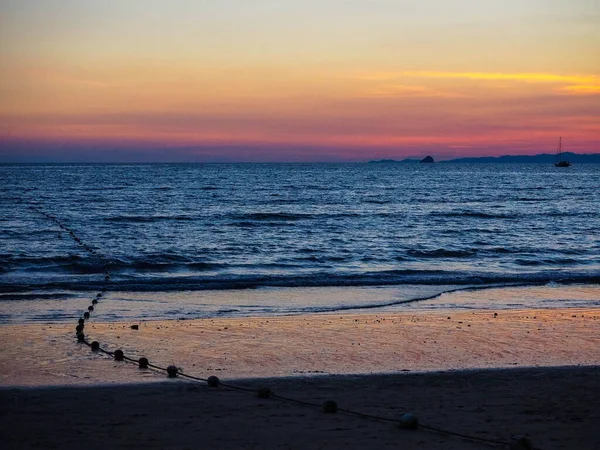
441 152 600 164
369 152 600 164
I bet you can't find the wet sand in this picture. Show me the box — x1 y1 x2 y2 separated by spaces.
1 308 599 385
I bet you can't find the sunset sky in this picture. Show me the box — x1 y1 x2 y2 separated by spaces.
1 0 599 162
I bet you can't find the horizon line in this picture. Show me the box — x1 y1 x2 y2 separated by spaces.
2 150 600 165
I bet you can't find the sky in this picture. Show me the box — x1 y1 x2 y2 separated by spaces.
1 0 599 162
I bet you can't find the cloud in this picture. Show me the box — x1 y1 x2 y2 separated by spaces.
560 85 600 95
401 71 600 85
357 71 600 96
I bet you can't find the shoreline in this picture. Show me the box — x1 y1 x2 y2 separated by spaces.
2 282 599 324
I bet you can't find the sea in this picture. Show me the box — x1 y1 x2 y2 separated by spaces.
1 163 599 324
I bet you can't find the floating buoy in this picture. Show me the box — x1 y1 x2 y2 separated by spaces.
398 413 419 430
114 349 124 361
207 376 220 387
83 312 90 319
75 324 84 333
322 400 338 413
509 435 533 450
167 365 178 377
88 305 94 311
91 341 100 351
257 387 272 398
138 357 149 369
78 318 85 325
76 332 85 342
105 276 110 281
92 299 98 304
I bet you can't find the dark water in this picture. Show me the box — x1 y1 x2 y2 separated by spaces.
1 163 599 321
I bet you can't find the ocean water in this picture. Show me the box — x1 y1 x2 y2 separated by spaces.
1 163 599 322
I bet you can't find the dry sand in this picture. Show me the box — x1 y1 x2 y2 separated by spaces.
1 366 599 449
1 308 599 449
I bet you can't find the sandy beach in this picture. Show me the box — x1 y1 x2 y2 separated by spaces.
2 366 599 449
1 307 600 449
1 307 599 385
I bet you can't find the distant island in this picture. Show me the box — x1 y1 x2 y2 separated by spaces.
369 152 600 164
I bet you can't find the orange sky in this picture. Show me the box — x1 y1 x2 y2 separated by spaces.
1 1 598 161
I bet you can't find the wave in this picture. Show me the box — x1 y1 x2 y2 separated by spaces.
229 220 296 228
430 211 518 219
290 284 524 315
0 254 227 274
484 247 516 254
544 211 597 217
2 269 598 293
514 197 547 202
1 254 99 265
363 198 391 204
407 248 477 258
103 215 197 222
228 212 314 221
514 257 580 267
123 260 227 271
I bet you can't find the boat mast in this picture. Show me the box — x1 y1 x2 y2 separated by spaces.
558 136 562 161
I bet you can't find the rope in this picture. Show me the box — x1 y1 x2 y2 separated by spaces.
28 204 519 449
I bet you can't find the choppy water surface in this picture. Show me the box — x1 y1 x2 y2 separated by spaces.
1 163 599 322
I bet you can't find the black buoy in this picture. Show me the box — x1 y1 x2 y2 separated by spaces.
138 357 149 369
114 349 124 361
398 413 419 430
322 400 338 413
88 305 94 311
76 324 84 333
76 332 85 342
78 318 85 325
167 365 178 377
92 299 98 304
91 341 100 351
83 312 90 319
207 376 220 387
257 387 272 399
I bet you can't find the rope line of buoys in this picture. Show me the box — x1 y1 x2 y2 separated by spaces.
29 204 538 450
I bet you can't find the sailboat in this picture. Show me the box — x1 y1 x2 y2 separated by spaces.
554 137 571 167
